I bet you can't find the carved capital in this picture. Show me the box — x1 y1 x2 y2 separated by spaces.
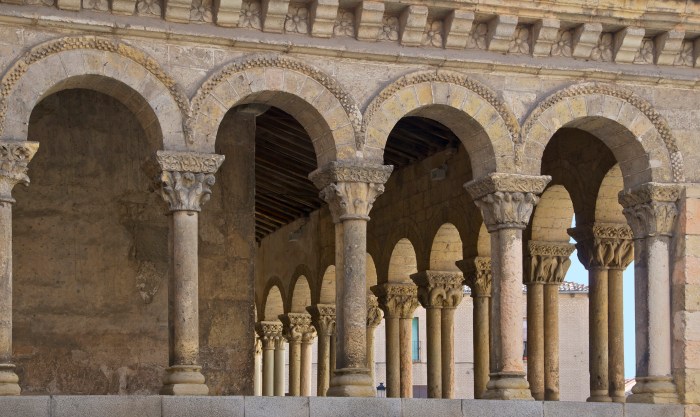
280 312 317 343
410 270 464 309
310 161 393 223
568 223 634 270
367 295 383 328
371 282 419 319
255 337 262 355
0 141 39 204
458 257 492 298
307 304 336 337
155 151 225 212
465 174 550 231
256 321 284 350
619 183 681 238
526 241 575 284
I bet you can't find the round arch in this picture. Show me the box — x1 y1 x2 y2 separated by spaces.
367 254 378 290
387 238 418 284
289 275 312 314
190 54 361 164
429 223 463 272
531 185 574 242
0 36 188 150
477 223 490 258
318 265 335 305
522 83 684 188
362 70 520 177
595 164 627 224
260 277 287 321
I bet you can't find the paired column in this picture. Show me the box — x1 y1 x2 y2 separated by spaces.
372 282 419 398
155 151 224 396
308 304 336 396
619 183 681 404
366 295 383 386
410 270 463 398
310 161 393 397
281 312 316 396
525 241 574 401
569 223 633 402
459 257 492 399
256 321 284 396
254 337 262 396
0 141 38 396
464 173 550 400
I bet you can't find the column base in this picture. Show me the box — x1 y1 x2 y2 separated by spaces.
627 376 679 404
0 364 20 396
326 368 375 397
587 390 612 402
160 365 209 396
483 372 533 400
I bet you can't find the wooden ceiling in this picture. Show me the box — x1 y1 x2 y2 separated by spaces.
254 108 460 241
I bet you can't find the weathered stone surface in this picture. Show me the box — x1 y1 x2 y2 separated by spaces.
309 397 401 417
402 398 461 417
245 396 309 417
623 403 685 417
462 399 542 417
162 396 244 417
52 396 161 417
543 401 622 417
0 396 50 417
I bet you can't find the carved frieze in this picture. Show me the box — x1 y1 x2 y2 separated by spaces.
256 321 284 349
618 183 681 238
280 312 317 343
526 241 574 284
154 151 224 212
0 141 39 204
458 256 492 298
410 270 464 309
568 223 634 270
371 282 419 319
307 304 336 337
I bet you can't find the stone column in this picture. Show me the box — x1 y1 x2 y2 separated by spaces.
459 257 492 399
273 334 286 396
256 321 283 396
155 151 224 396
620 183 681 404
301 321 316 396
366 295 383 386
527 241 574 401
570 223 633 402
523 249 545 401
464 173 550 400
608 230 633 403
310 161 393 397
308 304 336 396
0 141 38 396
281 312 315 396
372 282 419 398
254 337 262 396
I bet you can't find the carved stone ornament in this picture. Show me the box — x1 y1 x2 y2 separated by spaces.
280 312 317 343
458 257 492 298
155 151 224 212
307 304 336 337
464 173 551 200
410 270 464 309
371 282 419 319
526 241 574 284
0 141 39 204
156 150 224 174
618 183 681 238
568 223 635 270
256 321 284 349
366 295 383 328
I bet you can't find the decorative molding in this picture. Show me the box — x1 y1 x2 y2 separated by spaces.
674 40 694 67
572 22 602 59
443 10 473 49
458 257 491 298
156 150 224 174
307 304 336 337
0 140 38 204
285 5 309 34
354 1 383 41
590 32 614 62
528 240 575 257
466 21 488 50
655 31 685 66
487 14 517 53
464 173 551 200
634 37 654 64
371 282 419 319
309 160 392 191
239 0 262 29
550 29 572 57
568 223 634 270
378 15 399 41
256 321 284 349
366 295 382 328
613 26 645 64
398 5 428 47
521 82 684 183
526 241 574 284
618 183 681 238
280 312 317 343
136 0 161 16
154 151 224 212
410 270 464 309
532 19 560 57
421 19 443 48
508 24 531 55
190 0 214 22
333 9 354 37
308 0 337 38
260 0 289 33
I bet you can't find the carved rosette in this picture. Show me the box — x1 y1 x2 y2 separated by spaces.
410 270 464 309
256 321 284 350
309 161 393 223
367 295 383 328
618 183 681 239
458 257 492 298
307 304 336 337
371 282 419 320
465 174 551 231
0 141 39 204
526 241 575 284
568 223 634 270
154 151 225 212
280 312 317 344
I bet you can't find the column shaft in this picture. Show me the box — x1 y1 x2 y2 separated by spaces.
317 334 330 396
399 316 413 398
172 211 200 365
254 340 262 396
0 204 19 396
366 326 377 386
274 342 285 396
543 283 560 401
473 296 490 399
441 307 456 399
288 340 301 396
301 339 313 396
385 316 400 397
526 283 545 400
588 267 611 402
608 268 625 402
647 236 672 377
426 307 442 398
262 346 275 396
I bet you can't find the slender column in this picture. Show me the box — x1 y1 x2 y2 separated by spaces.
155 151 224 396
311 161 393 397
256 321 283 396
281 312 315 396
301 321 316 396
440 275 464 399
525 279 544 400
620 183 681 404
527 241 575 401
372 282 418 398
459 257 492 399
254 337 262 396
0 141 38 396
465 173 550 400
308 304 336 396
273 334 286 396
366 295 383 386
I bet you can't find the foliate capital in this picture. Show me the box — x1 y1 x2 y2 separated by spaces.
618 183 681 238
458 257 492 298
371 282 419 319
465 174 550 231
526 241 575 285
0 141 39 204
256 321 283 349
410 270 464 309
310 161 393 223
568 223 634 270
154 151 224 212
367 295 383 328
307 304 336 337
280 312 317 343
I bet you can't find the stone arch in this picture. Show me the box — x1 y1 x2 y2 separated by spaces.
531 185 574 242
367 254 378 290
190 54 361 164
386 238 419 284
595 164 627 224
289 274 312 314
429 223 463 272
477 223 490 258
522 82 684 187
261 277 286 321
318 265 336 305
0 36 188 150
362 70 520 177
